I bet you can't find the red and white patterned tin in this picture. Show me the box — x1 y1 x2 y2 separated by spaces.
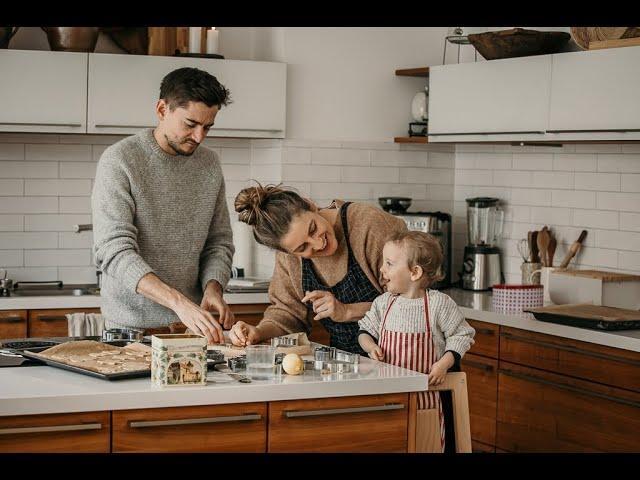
492 284 543 314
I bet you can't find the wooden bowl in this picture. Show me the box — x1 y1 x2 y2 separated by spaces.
468 28 571 60
570 27 640 50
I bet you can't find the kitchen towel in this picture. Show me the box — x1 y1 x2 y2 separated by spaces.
67 313 105 337
232 221 254 277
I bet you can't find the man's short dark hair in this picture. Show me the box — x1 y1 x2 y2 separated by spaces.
160 67 231 110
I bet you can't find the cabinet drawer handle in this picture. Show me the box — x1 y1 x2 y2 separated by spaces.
129 413 262 428
0 122 82 128
475 328 495 336
94 124 156 129
0 316 25 324
500 331 640 367
284 403 405 418
498 368 640 409
547 129 640 133
429 130 546 136
462 359 494 372
0 423 102 435
37 316 67 323
94 125 282 133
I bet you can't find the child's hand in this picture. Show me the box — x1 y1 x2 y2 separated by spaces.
368 345 384 361
428 359 448 386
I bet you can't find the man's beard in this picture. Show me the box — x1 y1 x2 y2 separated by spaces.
166 135 199 156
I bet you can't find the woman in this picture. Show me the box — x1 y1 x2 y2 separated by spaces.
229 183 407 354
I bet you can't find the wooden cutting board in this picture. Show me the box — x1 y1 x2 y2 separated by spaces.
553 269 640 282
526 304 640 331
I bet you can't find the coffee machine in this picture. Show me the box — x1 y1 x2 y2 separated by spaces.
461 197 504 291
394 211 452 289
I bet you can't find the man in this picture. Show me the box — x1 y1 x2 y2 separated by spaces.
92 67 235 344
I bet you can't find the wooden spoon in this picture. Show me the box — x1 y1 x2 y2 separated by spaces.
547 235 557 267
537 228 550 267
530 231 540 264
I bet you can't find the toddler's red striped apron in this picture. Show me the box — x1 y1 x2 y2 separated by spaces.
379 293 445 452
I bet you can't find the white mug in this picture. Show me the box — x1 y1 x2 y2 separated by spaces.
529 267 563 304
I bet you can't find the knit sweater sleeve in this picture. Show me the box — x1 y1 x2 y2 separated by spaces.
434 292 476 357
199 162 235 291
92 147 154 294
259 252 311 335
358 292 391 341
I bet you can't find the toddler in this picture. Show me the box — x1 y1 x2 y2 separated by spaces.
358 230 475 452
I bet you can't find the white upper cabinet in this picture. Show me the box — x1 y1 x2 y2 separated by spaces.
549 46 640 134
428 55 552 140
88 53 286 137
0 50 87 133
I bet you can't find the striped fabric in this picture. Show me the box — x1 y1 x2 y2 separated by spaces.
379 294 445 453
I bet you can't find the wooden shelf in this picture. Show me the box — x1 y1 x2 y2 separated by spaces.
394 136 428 144
395 67 430 78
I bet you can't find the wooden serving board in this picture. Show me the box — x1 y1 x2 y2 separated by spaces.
553 269 640 282
526 304 640 331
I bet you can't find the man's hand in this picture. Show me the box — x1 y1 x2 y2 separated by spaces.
229 321 262 347
368 345 384 361
173 297 224 345
301 290 349 322
201 280 235 329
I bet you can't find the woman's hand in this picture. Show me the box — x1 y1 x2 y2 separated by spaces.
301 290 349 322
229 321 262 346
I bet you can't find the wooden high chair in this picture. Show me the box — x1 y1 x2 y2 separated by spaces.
408 372 472 453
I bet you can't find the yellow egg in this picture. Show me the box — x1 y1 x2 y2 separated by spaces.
282 353 304 375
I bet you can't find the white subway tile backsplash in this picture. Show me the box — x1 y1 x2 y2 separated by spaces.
551 190 596 209
0 197 58 214
0 179 23 196
529 206 571 226
455 153 476 169
620 213 640 232
225 181 250 199
456 170 492 186
511 188 552 207
24 214 91 232
25 249 91 267
283 165 340 182
574 173 621 192
251 147 282 165
597 192 640 212
0 232 58 249
59 232 93 249
251 164 282 182
312 148 369 166
399 168 454 185
618 251 640 271
282 148 311 165
0 161 58 178
596 230 640 251
493 170 533 188
220 148 250 164
504 205 530 223
0 250 23 267
59 162 97 179
60 134 124 145
575 144 622 154
374 183 428 200
0 133 55 145
427 185 455 201
474 153 512 170
24 179 91 196
622 174 640 193
342 166 397 183
454 186 474 202
59 197 91 214
282 182 311 197
311 182 371 200
572 209 619 230
473 186 511 201
58 266 98 284
26 144 91 162
455 144 494 153
532 171 574 190
512 153 553 171
597 154 640 173
553 154 597 172
371 150 427 168
0 215 23 232
221 164 251 181
574 246 619 269
7 267 58 282
251 139 283 148
428 152 455 169
621 145 640 154
0 144 24 160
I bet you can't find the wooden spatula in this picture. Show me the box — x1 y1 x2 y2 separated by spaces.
530 231 540 264
537 228 550 267
547 234 557 267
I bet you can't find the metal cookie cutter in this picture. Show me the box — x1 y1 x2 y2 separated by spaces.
271 336 299 347
206 349 225 363
313 346 360 374
227 355 247 372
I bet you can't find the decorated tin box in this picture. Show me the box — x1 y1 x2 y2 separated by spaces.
151 334 208 387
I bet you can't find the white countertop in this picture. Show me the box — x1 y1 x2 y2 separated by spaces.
447 288 640 353
0 292 270 310
0 354 427 417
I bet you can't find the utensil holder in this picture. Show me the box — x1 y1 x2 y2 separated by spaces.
521 262 542 285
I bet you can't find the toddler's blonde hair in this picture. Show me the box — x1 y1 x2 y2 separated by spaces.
388 231 445 286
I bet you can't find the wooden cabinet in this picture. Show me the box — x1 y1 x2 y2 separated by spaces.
0 310 27 340
497 360 640 452
112 403 267 453
28 308 101 338
461 353 498 448
466 319 499 359
87 53 286 138
549 46 640 134
428 55 551 141
0 50 87 133
0 411 110 453
268 393 409 452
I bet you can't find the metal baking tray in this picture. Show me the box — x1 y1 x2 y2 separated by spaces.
18 348 151 381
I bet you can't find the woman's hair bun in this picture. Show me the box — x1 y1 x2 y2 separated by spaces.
234 182 284 226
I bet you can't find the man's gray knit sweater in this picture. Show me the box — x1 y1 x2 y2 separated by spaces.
92 129 234 330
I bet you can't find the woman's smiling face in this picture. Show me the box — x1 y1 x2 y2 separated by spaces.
279 211 338 258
